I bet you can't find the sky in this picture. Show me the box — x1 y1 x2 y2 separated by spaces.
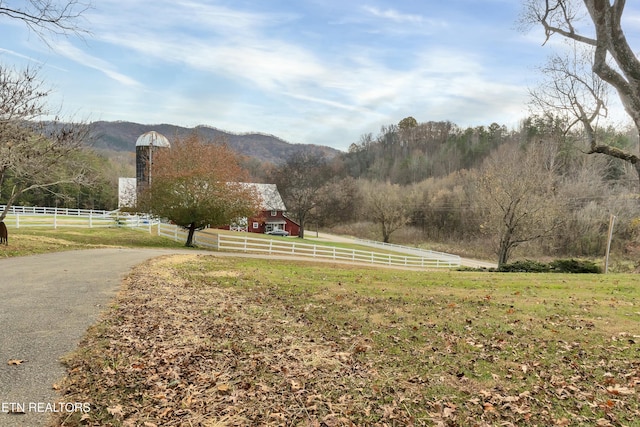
0 0 637 151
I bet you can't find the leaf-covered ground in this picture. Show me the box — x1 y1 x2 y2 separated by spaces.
52 255 639 426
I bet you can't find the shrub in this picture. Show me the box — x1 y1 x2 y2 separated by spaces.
550 259 602 274
498 260 550 273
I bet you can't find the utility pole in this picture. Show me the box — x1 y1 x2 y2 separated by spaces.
604 214 616 274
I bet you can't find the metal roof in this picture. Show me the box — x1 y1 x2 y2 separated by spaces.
135 131 171 148
247 183 287 211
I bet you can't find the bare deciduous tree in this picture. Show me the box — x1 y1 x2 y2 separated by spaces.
476 143 564 266
360 180 414 244
0 0 90 43
0 0 92 226
270 152 331 239
0 65 91 221
523 0 640 184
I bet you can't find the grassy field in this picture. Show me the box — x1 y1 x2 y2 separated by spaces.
50 254 639 427
0 226 184 257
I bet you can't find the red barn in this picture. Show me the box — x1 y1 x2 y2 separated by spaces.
228 183 300 237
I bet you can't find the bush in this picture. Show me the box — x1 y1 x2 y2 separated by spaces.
495 259 602 274
550 259 602 274
498 260 550 273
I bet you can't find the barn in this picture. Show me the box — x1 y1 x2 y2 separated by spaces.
227 183 300 237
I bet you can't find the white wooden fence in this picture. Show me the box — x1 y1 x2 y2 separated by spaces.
0 204 460 269
1 205 159 232
354 238 462 263
158 223 460 269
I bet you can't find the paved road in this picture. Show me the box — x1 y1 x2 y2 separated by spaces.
0 248 200 427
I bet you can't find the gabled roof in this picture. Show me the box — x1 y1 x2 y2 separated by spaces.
246 183 287 211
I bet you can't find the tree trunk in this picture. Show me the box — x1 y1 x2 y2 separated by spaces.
497 230 513 268
382 223 390 243
0 191 20 222
185 222 196 247
498 245 510 268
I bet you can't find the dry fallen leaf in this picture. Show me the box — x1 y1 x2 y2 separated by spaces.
607 385 635 395
107 404 125 417
7 359 26 366
216 383 230 393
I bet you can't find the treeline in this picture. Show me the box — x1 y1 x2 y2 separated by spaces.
342 120 508 184
9 149 133 211
269 115 640 266
339 115 634 185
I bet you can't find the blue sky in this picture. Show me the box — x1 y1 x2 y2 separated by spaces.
0 1 636 151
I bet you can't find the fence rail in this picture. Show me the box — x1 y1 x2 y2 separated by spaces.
354 238 461 262
1 205 112 217
158 223 460 269
1 205 158 232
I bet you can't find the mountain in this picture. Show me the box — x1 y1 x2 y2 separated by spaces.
88 121 341 164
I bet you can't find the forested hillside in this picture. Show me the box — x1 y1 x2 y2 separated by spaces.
269 115 640 268
89 121 339 165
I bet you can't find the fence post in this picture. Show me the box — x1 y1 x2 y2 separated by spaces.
174 225 178 241
89 212 93 228
54 210 57 229
16 213 20 229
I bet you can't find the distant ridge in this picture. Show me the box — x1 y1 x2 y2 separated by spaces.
89 121 340 164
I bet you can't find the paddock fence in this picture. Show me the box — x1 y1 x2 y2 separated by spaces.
1 205 461 269
158 223 460 269
1 205 159 232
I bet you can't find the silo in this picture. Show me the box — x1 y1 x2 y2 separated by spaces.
135 131 171 194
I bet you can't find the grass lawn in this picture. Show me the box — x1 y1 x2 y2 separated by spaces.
0 227 184 258
51 255 639 427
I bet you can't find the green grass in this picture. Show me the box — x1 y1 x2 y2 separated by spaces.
0 226 184 257
52 256 639 426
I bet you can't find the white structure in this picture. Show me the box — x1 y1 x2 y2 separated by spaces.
118 177 137 208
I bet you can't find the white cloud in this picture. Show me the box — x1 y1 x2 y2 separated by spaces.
53 40 141 87
0 48 45 64
8 0 555 148
363 6 425 24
